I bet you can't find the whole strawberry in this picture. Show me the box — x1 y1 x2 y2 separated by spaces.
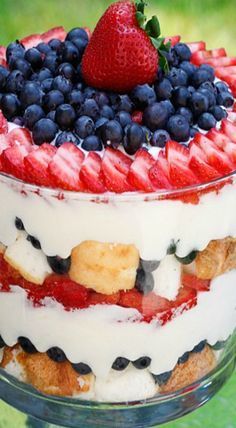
82 1 167 93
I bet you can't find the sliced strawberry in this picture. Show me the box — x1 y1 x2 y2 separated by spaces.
1 144 30 180
207 128 233 148
41 26 66 43
214 66 236 80
24 143 56 187
0 58 7 67
0 110 8 134
164 35 181 46
189 142 221 182
131 110 143 124
182 273 210 292
80 152 106 193
149 151 172 190
227 112 236 124
194 133 234 174
43 275 89 309
88 291 120 306
187 41 206 54
171 285 197 313
128 149 155 192
198 57 236 67
20 34 43 49
221 119 236 143
7 128 33 148
49 143 85 191
191 48 226 65
166 140 199 188
0 46 6 60
102 148 133 193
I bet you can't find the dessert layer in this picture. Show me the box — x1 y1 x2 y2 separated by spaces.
0 269 235 378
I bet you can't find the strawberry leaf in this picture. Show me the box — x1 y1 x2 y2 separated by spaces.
135 11 146 29
145 16 161 38
135 0 147 14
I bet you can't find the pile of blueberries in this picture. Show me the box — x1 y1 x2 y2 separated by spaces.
0 32 234 154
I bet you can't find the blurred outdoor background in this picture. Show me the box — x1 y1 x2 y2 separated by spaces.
0 0 235 55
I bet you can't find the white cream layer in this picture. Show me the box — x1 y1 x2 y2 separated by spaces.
0 270 235 379
1 177 236 260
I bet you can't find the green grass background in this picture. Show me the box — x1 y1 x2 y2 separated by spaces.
0 0 235 426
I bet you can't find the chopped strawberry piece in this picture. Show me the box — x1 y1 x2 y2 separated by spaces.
214 66 236 80
166 140 199 188
198 57 236 67
49 143 85 191
171 285 197 310
0 45 6 59
191 48 226 65
24 143 56 187
20 34 43 49
182 273 210 292
128 149 155 192
102 148 133 193
187 41 206 54
0 58 7 67
41 26 67 43
88 291 120 306
0 110 8 134
221 119 236 143
194 133 234 174
7 128 33 148
149 151 173 190
227 112 236 124
206 129 236 163
1 144 30 180
80 152 106 193
164 35 181 46
131 110 143 124
189 142 221 182
43 275 89 309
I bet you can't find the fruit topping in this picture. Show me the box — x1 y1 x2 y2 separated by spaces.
47 255 71 275
133 356 151 369
72 363 92 375
18 336 37 354
0 336 5 348
112 357 130 371
47 347 67 363
101 148 133 193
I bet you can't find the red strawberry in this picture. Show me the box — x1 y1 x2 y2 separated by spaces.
227 112 236 124
189 141 221 182
24 143 56 187
214 66 236 80
0 58 7 67
149 151 173 189
187 41 206 54
171 286 197 312
194 133 234 174
41 26 66 43
207 129 236 163
20 34 43 49
88 291 120 306
198 57 236 67
182 273 210 292
1 144 30 180
128 149 155 192
49 143 85 191
43 275 89 309
0 110 8 134
166 140 199 188
0 46 6 60
164 35 181 46
221 119 236 143
102 147 133 193
131 110 143 124
7 128 33 149
82 1 159 92
191 48 226 65
80 152 106 193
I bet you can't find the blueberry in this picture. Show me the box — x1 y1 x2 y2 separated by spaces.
112 357 130 371
178 351 190 364
176 107 193 124
123 123 144 155
96 92 110 107
179 61 196 77
18 337 37 354
189 91 209 117
38 67 53 82
24 48 43 69
66 28 89 42
155 78 173 100
192 340 206 353
27 235 41 250
143 102 169 131
67 89 83 108
72 363 92 375
216 91 234 108
6 41 25 63
172 87 190 107
198 88 216 108
75 117 95 141
43 89 64 112
47 110 56 121
55 104 76 130
198 112 217 131
160 100 175 117
33 118 58 145
200 64 215 82
115 111 132 128
9 58 32 79
167 67 188 87
190 127 199 138
61 41 80 64
174 43 191 61
94 117 109 137
152 371 172 386
100 105 115 120
41 78 53 93
209 105 227 121
43 52 60 74
131 84 156 108
163 48 179 67
188 85 195 96
53 75 73 95
167 240 177 255
0 335 5 348
0 66 10 91
47 255 71 274
48 38 63 53
72 38 88 56
151 129 170 148
83 86 97 99
81 135 103 152
191 67 214 88
20 81 43 108
12 116 24 126
140 259 160 272
113 94 133 112
57 62 75 81
175 250 198 265
36 43 52 55
1 93 20 119
24 104 45 130
101 120 123 148
55 131 80 148
215 81 229 93
5 70 25 94
47 347 67 363
135 268 154 295
80 98 100 120
199 81 216 94
15 217 24 230
167 114 190 142
133 357 151 369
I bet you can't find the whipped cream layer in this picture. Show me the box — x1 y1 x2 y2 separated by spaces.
0 176 236 260
0 270 235 378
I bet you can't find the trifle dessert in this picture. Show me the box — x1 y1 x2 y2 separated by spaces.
0 0 235 404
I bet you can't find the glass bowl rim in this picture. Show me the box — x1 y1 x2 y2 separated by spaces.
0 170 236 202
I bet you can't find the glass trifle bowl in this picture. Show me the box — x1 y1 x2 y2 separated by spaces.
0 171 235 428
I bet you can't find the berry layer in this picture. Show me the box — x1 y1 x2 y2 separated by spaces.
0 270 235 378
